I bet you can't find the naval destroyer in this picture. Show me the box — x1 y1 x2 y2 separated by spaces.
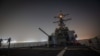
39 11 78 47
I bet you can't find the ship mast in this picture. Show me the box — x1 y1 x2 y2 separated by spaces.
53 11 71 29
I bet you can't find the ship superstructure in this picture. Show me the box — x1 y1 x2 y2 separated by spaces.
39 11 77 47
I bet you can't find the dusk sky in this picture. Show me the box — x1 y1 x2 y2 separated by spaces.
0 0 100 43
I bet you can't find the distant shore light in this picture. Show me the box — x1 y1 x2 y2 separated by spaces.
2 40 7 44
11 40 17 43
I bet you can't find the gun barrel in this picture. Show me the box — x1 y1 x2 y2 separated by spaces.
38 28 49 36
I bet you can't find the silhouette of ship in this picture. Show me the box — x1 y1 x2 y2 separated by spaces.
39 11 78 47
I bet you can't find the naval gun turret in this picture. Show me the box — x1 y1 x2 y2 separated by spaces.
38 28 56 47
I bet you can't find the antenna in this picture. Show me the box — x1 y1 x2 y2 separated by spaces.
53 11 72 28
